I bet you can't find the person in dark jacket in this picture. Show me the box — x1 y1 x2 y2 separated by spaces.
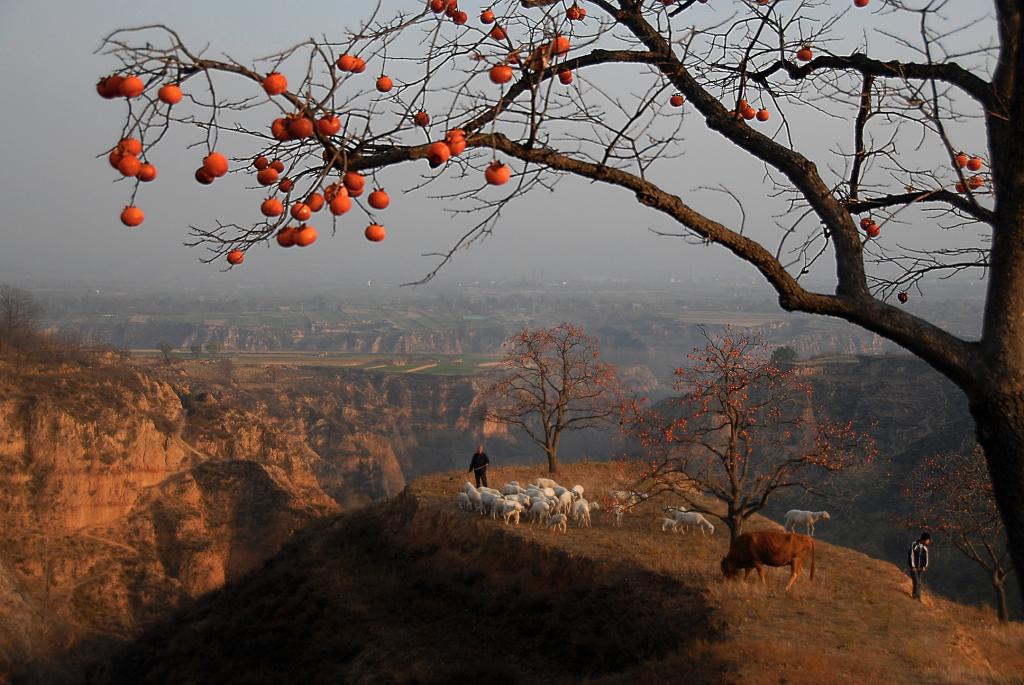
907 532 931 601
468 445 489 488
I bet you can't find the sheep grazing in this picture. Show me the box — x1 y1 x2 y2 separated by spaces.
669 511 715 537
547 513 568 533
532 477 559 490
528 500 550 524
457 492 471 511
571 484 584 501
608 490 646 527
506 493 532 508
466 489 483 513
783 510 831 536
496 500 523 526
610 504 626 528
661 517 678 533
481 491 504 519
572 499 594 528
479 486 503 498
556 490 574 517
662 505 687 516
501 483 526 496
610 490 646 506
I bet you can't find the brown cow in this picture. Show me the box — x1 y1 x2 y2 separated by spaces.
720 531 815 591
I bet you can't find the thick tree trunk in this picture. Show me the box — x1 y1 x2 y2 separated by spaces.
726 513 743 544
971 397 1024 604
546 448 560 474
992 575 1009 623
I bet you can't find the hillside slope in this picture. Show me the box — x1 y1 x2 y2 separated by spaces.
90 464 1024 685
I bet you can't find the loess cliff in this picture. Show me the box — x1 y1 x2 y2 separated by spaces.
0 352 507 681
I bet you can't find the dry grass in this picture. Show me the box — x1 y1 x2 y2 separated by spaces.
87 462 1023 684
414 463 1024 685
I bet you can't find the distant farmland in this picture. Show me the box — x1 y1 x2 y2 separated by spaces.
128 350 503 376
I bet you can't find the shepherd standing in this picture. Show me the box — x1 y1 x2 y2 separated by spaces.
907 532 932 601
468 445 490 488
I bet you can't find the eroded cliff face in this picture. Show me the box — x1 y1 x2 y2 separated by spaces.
0 351 525 680
0 366 317 674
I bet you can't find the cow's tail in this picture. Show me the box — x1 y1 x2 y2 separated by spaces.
810 538 816 581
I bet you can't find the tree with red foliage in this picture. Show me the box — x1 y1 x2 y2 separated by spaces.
93 2 1024 595
623 330 874 542
903 445 1014 623
482 323 621 473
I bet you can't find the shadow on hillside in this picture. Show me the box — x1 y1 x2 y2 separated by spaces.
59 491 725 684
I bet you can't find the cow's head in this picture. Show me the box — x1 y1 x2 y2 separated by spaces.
720 557 739 578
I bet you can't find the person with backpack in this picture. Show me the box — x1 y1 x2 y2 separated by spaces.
468 445 489 488
907 532 932 601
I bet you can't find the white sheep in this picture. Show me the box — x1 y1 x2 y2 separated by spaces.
532 477 559 490
662 505 687 516
481 491 504 519
547 513 568 533
528 500 550 524
571 484 584 501
501 483 526 496
463 482 479 496
466 489 483 513
556 490 574 517
661 517 678 533
609 490 646 507
479 486 503 498
457 492 471 510
783 510 831 536
541 486 556 498
610 504 626 528
608 491 646 527
507 493 532 508
609 490 630 503
496 500 523 526
571 499 593 528
670 511 715 537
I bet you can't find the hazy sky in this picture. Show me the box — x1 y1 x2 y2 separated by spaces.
0 1 995 294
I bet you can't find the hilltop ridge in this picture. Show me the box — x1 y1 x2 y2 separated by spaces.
92 463 1023 685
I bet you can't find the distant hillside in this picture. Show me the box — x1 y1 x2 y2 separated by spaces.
88 464 1024 685
771 355 1019 615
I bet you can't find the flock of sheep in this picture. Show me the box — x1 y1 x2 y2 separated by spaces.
458 477 595 533
457 477 833 539
457 477 715 537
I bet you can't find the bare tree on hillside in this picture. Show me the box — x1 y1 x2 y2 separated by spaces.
903 445 1014 623
0 284 38 352
623 330 875 542
93 2 1024 594
482 323 622 473
157 340 176 364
